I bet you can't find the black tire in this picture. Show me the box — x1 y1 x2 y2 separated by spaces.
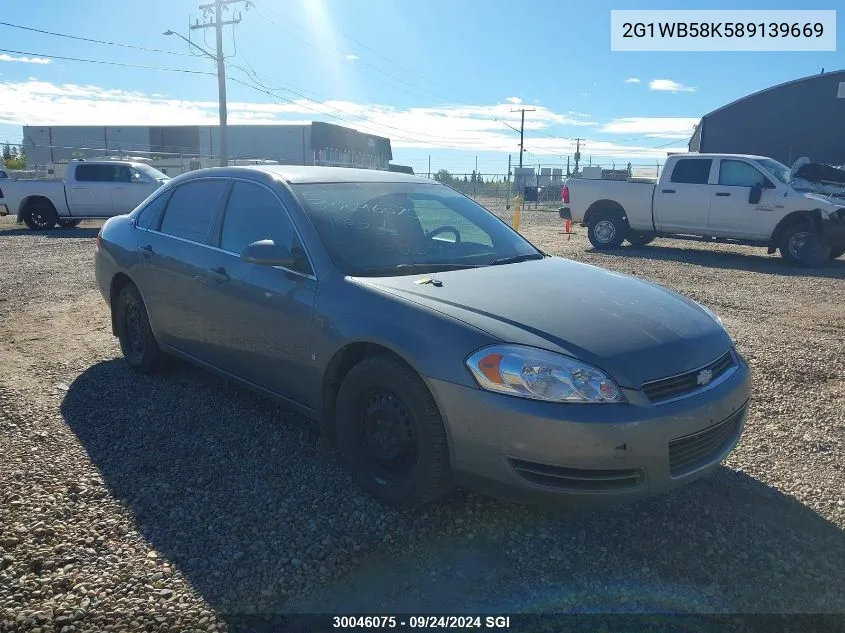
626 231 656 247
57 219 82 228
334 355 453 509
114 283 164 373
587 210 627 249
829 247 845 260
22 199 58 230
778 223 831 267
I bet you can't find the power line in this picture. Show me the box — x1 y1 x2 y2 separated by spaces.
0 21 194 56
0 47 214 75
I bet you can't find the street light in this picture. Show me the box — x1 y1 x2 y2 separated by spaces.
164 29 228 167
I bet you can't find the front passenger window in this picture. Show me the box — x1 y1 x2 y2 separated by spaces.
718 160 773 188
220 182 311 274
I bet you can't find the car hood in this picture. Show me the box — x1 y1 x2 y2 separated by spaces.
351 257 733 387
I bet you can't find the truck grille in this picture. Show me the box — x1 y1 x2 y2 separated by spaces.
642 350 735 404
508 458 644 492
668 407 746 477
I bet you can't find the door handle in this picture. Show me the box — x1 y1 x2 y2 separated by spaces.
662 189 675 193
715 192 731 197
206 266 230 283
71 186 84 190
139 244 154 258
114 187 124 190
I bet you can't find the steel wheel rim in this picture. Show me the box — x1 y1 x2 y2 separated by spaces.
357 389 418 483
30 210 51 229
788 232 816 260
125 300 145 356
595 220 616 243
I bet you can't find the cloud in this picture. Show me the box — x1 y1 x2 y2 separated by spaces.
601 117 699 138
649 79 695 93
344 54 359 61
0 54 52 65
624 77 641 84
0 79 683 160
505 96 521 104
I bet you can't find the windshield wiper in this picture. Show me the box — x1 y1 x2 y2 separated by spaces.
488 253 545 266
353 262 481 276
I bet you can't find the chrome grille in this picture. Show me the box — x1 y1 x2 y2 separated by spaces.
642 351 735 404
508 458 644 492
668 407 745 476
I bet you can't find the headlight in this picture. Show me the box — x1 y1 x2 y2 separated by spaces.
694 300 725 329
465 344 624 403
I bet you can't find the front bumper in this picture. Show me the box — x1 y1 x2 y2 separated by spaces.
429 352 751 504
0 203 9 217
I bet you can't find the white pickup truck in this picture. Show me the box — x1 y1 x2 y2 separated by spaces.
0 160 169 230
560 153 845 267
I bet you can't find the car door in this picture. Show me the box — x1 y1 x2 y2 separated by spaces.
707 159 778 239
133 178 230 358
112 165 162 215
652 158 714 233
68 164 116 217
201 179 319 408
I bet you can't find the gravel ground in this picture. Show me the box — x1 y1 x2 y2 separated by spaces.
1 211 844 632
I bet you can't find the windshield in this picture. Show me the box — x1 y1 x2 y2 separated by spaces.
135 163 170 182
292 181 542 276
753 158 790 185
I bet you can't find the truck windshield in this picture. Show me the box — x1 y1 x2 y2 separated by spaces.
753 158 790 185
135 164 170 182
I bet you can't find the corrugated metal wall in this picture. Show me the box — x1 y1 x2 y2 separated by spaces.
696 71 845 165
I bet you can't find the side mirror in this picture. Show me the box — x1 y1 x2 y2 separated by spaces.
749 184 762 205
558 207 571 220
240 239 295 267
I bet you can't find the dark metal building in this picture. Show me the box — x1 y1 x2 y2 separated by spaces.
689 70 845 166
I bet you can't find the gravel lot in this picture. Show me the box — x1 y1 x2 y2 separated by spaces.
1 210 844 632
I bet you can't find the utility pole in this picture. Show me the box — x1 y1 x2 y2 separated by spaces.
188 0 250 167
511 108 536 168
427 155 431 179
573 138 582 175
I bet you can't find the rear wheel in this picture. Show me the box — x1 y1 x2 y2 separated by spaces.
22 200 58 230
779 223 831 267
334 355 453 509
587 210 627 249
57 219 82 228
829 246 845 260
114 283 165 373
626 231 656 247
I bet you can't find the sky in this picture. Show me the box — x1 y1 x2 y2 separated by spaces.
0 0 842 175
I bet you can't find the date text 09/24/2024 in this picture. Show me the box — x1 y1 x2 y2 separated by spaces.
332 615 512 629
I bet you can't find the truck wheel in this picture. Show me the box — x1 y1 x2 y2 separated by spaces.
57 219 82 228
779 223 831 267
626 232 656 247
588 211 626 249
334 355 453 510
23 200 58 230
829 247 845 260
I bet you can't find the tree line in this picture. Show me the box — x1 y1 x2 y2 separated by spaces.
2 143 26 170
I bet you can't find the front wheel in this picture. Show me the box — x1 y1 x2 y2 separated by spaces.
587 211 627 249
334 356 453 509
829 246 845 260
57 219 82 228
114 283 165 373
779 224 831 267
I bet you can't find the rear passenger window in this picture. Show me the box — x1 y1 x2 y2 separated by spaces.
136 191 171 230
75 164 116 182
220 181 311 274
159 180 228 243
670 159 713 185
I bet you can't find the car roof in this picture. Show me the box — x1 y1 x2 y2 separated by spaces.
678 153 772 161
246 165 432 185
